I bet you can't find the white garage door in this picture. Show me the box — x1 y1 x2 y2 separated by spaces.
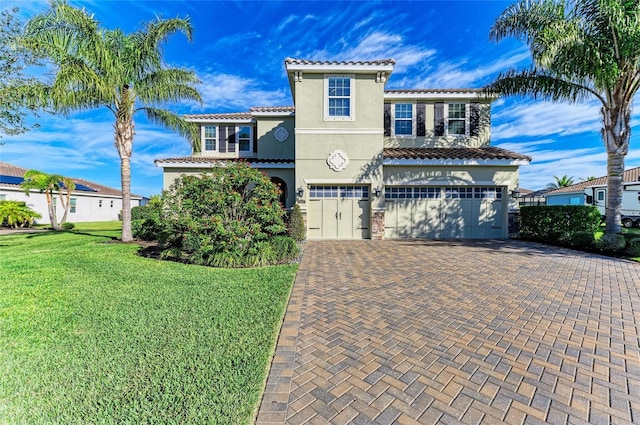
384 186 504 239
308 185 370 239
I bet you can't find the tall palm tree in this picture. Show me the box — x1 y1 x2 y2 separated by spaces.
23 1 201 241
21 169 64 229
546 174 575 189
485 0 640 235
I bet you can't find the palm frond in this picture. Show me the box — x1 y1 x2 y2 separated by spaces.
136 68 202 105
142 107 200 149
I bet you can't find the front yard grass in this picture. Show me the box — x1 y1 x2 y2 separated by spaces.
0 222 297 424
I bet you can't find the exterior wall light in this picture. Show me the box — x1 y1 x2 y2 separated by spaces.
296 187 304 198
372 187 381 198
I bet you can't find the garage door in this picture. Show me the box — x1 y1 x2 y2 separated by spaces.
308 185 370 239
384 186 504 239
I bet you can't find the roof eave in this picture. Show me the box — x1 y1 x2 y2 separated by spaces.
382 158 531 166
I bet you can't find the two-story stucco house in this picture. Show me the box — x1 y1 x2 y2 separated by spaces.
155 58 531 240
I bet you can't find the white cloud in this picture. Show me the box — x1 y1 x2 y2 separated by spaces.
196 73 291 110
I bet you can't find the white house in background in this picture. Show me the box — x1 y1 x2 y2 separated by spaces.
545 166 640 227
0 162 143 223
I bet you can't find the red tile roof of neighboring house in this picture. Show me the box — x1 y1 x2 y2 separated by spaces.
183 112 253 120
383 147 532 162
546 166 640 194
0 162 141 198
284 58 396 66
154 157 295 165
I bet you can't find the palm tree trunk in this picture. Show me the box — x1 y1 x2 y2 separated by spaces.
115 118 134 242
46 190 59 230
601 99 630 235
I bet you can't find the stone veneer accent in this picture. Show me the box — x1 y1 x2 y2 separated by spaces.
371 210 385 240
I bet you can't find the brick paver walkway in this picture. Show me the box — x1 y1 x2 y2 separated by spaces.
255 240 640 424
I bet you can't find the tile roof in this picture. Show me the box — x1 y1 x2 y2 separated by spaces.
249 106 295 113
546 166 640 194
0 162 141 198
383 147 532 162
284 58 396 67
183 112 253 120
154 157 295 165
385 88 484 95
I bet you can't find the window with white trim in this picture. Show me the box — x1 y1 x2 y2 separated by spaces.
70 198 77 214
394 103 413 136
237 125 251 152
596 189 605 204
203 126 217 152
0 194 5 201
447 103 467 136
110 200 114 208
325 75 353 120
99 200 103 208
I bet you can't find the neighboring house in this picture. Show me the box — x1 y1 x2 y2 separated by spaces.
0 162 143 223
545 167 640 227
156 58 531 240
518 188 548 207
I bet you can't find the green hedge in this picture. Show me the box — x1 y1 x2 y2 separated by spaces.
519 205 601 246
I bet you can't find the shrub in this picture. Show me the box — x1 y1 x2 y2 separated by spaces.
131 202 163 241
624 237 640 257
287 204 306 242
596 234 626 253
0 200 41 228
131 205 157 220
570 231 596 250
62 222 75 230
519 205 601 245
159 163 297 267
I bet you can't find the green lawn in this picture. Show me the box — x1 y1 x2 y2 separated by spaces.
0 222 297 424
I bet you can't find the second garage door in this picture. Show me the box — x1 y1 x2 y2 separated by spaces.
385 186 504 239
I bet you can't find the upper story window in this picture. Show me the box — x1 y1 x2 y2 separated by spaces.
325 75 353 120
237 126 251 152
203 126 217 151
394 103 413 136
447 103 466 135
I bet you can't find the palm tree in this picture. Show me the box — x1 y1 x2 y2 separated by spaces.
21 169 64 229
23 1 201 241
0 200 41 228
485 0 640 235
58 176 75 225
546 174 575 189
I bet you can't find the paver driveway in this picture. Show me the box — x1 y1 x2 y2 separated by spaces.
255 240 640 424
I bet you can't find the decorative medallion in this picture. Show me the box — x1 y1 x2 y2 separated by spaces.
274 126 289 142
327 150 349 172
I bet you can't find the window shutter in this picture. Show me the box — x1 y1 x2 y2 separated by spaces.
219 126 227 153
470 102 480 137
227 126 236 153
253 125 258 153
434 102 444 136
383 103 391 137
416 103 426 137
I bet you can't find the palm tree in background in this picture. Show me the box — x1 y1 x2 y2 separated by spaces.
546 175 575 190
22 0 201 241
21 169 65 229
486 0 640 235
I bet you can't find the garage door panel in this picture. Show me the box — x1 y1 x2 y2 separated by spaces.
308 185 370 239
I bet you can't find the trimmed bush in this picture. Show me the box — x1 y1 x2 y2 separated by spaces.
624 237 640 257
287 204 306 242
596 234 626 253
62 222 75 230
519 205 601 245
131 205 157 220
159 163 298 267
570 231 596 250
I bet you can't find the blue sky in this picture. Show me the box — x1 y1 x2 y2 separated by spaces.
2 0 640 197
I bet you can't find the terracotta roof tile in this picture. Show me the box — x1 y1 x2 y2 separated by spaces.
154 157 294 165
385 88 483 95
0 162 140 198
546 166 640 194
284 57 396 66
383 147 532 162
249 106 295 113
183 112 252 120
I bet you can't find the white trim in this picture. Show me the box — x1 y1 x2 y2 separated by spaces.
304 178 373 184
385 92 485 100
446 102 469 137
392 102 415 138
185 117 253 123
295 128 382 135
383 180 510 186
250 111 295 117
383 158 530 166
324 74 355 121
202 125 218 153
